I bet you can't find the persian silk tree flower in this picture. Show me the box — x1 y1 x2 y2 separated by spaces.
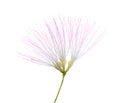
20 16 104 103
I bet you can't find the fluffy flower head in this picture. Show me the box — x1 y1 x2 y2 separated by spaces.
21 16 103 73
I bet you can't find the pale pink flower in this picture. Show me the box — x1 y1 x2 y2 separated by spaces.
21 16 103 73
20 16 104 103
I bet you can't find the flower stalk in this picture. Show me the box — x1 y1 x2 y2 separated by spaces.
54 73 66 103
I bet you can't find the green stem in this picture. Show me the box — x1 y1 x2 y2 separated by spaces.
54 73 66 103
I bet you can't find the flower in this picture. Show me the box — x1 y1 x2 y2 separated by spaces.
20 16 104 103
21 16 103 74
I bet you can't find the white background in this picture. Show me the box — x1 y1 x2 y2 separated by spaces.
0 0 120 103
